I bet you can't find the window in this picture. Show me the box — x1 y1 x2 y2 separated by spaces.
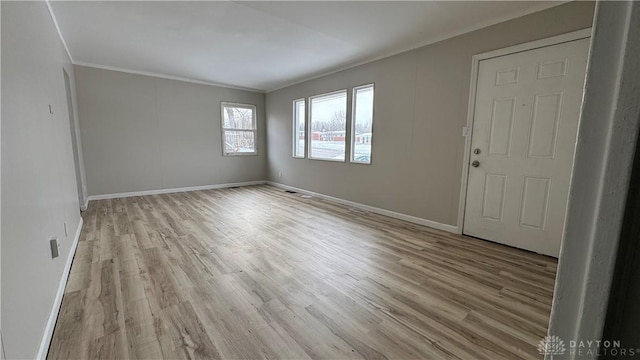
351 84 374 164
293 99 305 158
221 102 257 155
308 90 347 161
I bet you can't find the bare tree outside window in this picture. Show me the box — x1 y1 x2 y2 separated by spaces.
221 103 257 155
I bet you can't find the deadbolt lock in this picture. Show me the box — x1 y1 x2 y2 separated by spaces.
473 148 481 155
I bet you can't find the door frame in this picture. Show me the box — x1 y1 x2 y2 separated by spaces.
62 67 88 211
456 28 593 234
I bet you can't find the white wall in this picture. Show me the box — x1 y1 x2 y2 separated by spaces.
1 2 83 359
74 65 267 197
265 1 595 227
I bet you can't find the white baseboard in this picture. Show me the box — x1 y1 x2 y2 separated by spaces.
80 197 89 211
33 180 453 359
36 217 84 360
266 181 458 234
86 180 267 201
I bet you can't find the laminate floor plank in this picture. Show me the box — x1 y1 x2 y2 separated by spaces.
48 185 556 359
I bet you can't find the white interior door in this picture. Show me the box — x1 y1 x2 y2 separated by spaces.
463 38 589 257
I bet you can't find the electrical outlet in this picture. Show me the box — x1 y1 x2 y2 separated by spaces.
278 171 282 178
64 221 68 237
50 238 60 259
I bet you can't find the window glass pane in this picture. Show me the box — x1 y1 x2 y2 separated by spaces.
294 100 305 158
309 91 347 161
224 131 255 154
352 86 374 164
223 106 255 130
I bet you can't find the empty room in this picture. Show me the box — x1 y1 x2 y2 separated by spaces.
2 1 640 359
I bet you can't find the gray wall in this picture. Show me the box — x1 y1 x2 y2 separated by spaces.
1 2 83 358
265 1 595 227
74 66 267 196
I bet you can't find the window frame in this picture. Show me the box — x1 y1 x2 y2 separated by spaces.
350 83 375 164
292 98 306 158
307 89 348 162
220 102 258 156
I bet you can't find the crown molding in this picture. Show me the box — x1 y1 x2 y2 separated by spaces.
265 1 567 93
45 0 73 63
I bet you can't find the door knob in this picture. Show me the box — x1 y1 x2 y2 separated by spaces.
471 160 480 167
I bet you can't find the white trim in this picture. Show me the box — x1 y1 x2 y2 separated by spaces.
292 98 306 159
81 198 89 212
350 83 375 165
86 181 267 201
307 89 348 162
456 28 592 234
472 28 592 62
73 62 265 93
45 0 73 63
47 0 563 94
265 2 566 93
36 218 83 360
220 102 258 156
46 0 563 94
220 102 258 111
267 181 458 234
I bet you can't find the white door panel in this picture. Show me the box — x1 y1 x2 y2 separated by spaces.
463 38 589 257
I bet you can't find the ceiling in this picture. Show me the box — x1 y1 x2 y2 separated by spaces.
50 1 563 92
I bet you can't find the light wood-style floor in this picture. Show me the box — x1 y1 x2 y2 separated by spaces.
48 185 557 360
